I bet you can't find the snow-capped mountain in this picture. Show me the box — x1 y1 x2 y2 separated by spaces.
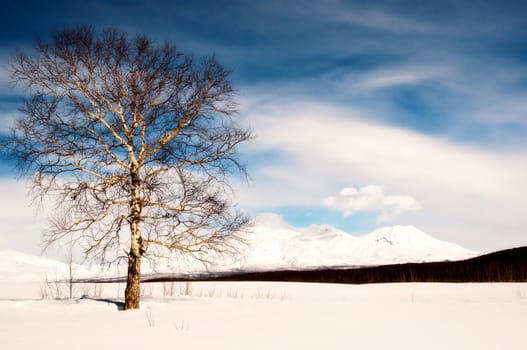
0 250 75 280
360 226 475 264
236 213 477 270
0 250 112 280
0 213 478 279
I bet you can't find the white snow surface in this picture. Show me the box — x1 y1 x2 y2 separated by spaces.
1 278 526 350
0 221 523 350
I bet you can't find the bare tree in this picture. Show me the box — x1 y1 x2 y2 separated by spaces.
6 26 251 309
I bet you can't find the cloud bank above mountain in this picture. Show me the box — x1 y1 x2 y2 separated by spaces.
236 100 527 252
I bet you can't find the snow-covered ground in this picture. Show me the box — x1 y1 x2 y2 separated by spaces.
1 278 526 350
0 249 525 350
1 219 521 350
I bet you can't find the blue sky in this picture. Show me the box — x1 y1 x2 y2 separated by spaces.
1 0 527 253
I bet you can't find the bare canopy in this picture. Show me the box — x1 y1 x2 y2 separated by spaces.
6 26 251 309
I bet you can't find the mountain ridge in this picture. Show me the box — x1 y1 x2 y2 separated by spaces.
242 213 477 270
0 213 478 279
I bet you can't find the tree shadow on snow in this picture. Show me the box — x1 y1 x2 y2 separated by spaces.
80 295 125 309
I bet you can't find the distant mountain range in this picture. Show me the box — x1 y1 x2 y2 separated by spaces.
0 213 478 280
0 250 106 280
233 213 478 270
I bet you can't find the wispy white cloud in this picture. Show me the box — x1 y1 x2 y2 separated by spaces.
344 64 453 91
357 73 423 90
323 185 421 224
331 7 436 34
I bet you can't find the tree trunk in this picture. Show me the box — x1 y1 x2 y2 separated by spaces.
124 242 141 309
124 171 142 310
124 215 142 309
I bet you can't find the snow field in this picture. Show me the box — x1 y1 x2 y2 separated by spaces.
1 280 526 350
